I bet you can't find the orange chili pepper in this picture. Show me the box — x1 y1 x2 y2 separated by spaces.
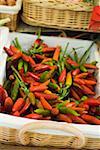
53 46 60 61
12 98 25 112
57 114 72 123
40 96 52 110
84 64 97 69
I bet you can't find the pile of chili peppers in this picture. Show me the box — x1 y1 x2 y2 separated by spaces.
0 36 100 125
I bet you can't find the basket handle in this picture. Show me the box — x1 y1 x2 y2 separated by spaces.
18 121 86 149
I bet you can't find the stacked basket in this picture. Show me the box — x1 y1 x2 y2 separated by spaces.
22 0 93 30
0 0 22 31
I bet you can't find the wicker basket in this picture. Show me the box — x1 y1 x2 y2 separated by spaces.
0 0 22 31
22 0 93 30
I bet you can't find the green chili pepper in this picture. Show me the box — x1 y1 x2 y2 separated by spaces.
59 107 80 116
91 61 98 65
24 61 28 73
49 82 58 89
34 109 50 116
57 101 70 109
79 42 95 65
96 116 100 119
81 96 88 101
18 59 24 70
11 79 19 101
40 71 49 82
80 65 87 72
28 92 36 105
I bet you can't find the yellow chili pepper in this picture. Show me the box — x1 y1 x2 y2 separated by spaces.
66 72 72 88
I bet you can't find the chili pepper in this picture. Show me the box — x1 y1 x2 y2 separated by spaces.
19 88 25 98
34 108 50 116
71 107 86 113
66 71 72 88
13 111 20 117
3 47 14 56
70 88 80 100
58 68 66 85
79 42 94 65
34 64 51 72
12 98 25 112
44 90 52 95
29 56 36 66
4 97 13 112
19 98 31 114
34 38 43 48
57 114 72 123
53 46 60 61
10 45 20 54
41 57 51 62
81 114 100 125
84 98 100 106
65 102 76 108
59 106 80 116
75 73 88 79
0 85 8 103
24 61 28 73
40 96 52 110
81 96 88 101
84 64 97 69
28 92 36 106
72 48 79 63
66 58 79 67
49 82 59 90
91 61 98 65
40 69 55 82
36 101 43 108
11 79 19 101
18 59 24 71
25 113 42 119
31 82 40 86
30 84 48 92
27 72 40 81
72 69 80 76
51 108 59 116
82 79 97 85
42 47 56 52
81 85 95 95
74 78 85 85
41 79 50 86
34 92 58 100
80 65 87 72
68 114 87 124
7 52 22 61
35 54 45 60
22 54 30 62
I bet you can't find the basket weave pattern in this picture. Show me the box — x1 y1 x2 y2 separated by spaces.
0 13 17 31
0 126 100 149
22 0 93 30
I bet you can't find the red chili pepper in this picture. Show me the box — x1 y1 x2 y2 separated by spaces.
51 108 59 116
27 72 40 81
74 78 85 85
53 46 60 61
66 58 79 67
29 56 36 66
11 52 22 60
10 45 20 54
57 114 72 123
59 68 66 84
68 114 87 124
3 47 14 56
81 114 100 125
70 88 80 100
13 111 20 117
25 113 42 119
81 85 95 95
34 65 51 72
84 64 97 69
75 73 88 79
40 96 52 110
34 38 43 47
30 84 48 92
4 97 13 112
22 54 30 62
82 79 97 85
84 98 100 106
34 92 58 100
12 98 25 112
42 47 56 52
19 98 31 114
0 85 8 104
72 68 80 76
35 54 45 60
